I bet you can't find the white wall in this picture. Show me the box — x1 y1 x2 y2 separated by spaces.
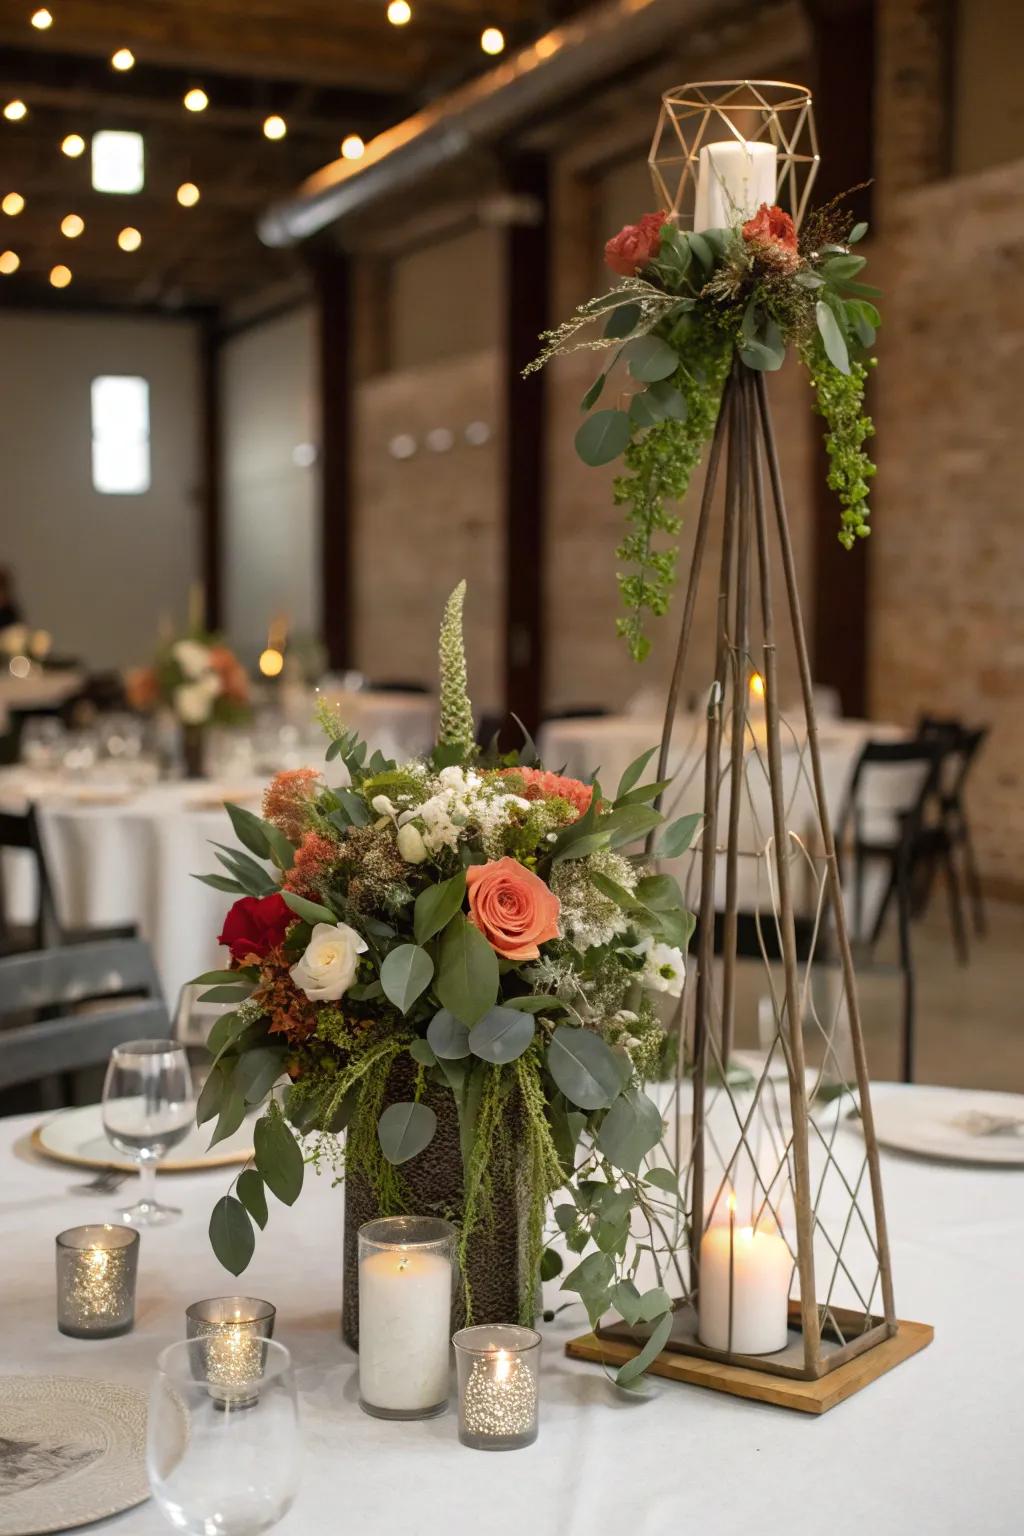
221 305 320 658
0 311 199 669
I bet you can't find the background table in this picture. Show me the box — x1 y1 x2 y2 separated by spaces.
0 667 84 733
1 1089 1018 1535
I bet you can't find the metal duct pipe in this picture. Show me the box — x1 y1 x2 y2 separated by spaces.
259 0 726 248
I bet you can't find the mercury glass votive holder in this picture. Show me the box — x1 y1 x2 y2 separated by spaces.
185 1297 276 1408
453 1324 541 1450
56 1224 140 1339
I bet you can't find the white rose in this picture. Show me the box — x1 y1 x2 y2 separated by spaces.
175 681 214 725
172 639 213 679
397 822 429 864
641 939 686 998
290 921 367 1001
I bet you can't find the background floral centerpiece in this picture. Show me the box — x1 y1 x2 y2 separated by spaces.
194 583 697 1379
126 631 250 775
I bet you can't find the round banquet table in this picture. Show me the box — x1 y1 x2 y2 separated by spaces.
0 771 267 1004
1 1088 1018 1536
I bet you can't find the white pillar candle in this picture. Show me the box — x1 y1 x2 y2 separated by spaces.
693 140 778 232
698 1200 792 1355
358 1247 452 1415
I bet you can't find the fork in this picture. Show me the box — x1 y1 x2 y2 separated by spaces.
70 1168 131 1195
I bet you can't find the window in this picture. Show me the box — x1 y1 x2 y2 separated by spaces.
91 375 150 494
91 130 145 194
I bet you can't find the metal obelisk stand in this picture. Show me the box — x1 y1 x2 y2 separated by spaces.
574 358 935 1407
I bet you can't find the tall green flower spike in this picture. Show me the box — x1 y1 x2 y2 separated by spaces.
437 580 476 754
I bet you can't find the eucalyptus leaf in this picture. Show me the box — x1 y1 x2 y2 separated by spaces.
233 1046 286 1105
849 220 868 243
236 1168 268 1230
212 845 277 897
196 1063 225 1126
198 984 252 1004
191 968 259 987
580 372 606 411
409 1038 437 1067
687 231 713 271
611 1278 643 1324
413 872 466 946
377 1101 437 1165
208 1084 246 1147
645 379 688 421
816 299 850 374
822 252 867 283
547 1025 629 1111
574 408 631 468
194 872 246 896
561 1249 614 1296
603 301 641 339
644 1166 682 1194
634 873 684 911
224 801 271 859
502 995 565 1014
435 915 499 1026
209 1195 254 1276
540 1247 563 1282
615 1310 673 1388
426 1008 471 1059
597 1088 664 1175
380 944 434 1014
603 804 663 849
636 1284 672 1322
468 1006 535 1064
253 1112 304 1206
625 334 678 383
337 790 372 827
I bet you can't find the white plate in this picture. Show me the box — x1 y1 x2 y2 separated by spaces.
33 1101 254 1174
869 1086 1024 1166
0 1376 150 1535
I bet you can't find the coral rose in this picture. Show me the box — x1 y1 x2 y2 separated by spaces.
218 892 293 964
124 665 159 711
604 210 666 277
466 857 561 961
741 203 799 262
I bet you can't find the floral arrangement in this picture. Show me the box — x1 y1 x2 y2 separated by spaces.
126 633 250 727
528 191 880 660
194 583 697 1381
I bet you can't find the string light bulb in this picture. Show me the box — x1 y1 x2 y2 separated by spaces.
183 87 208 112
4 100 28 122
176 181 200 207
111 48 135 71
262 114 286 140
61 213 84 238
387 0 412 23
0 250 20 275
49 263 72 288
2 192 25 216
31 8 53 28
62 133 86 157
117 226 142 251
341 133 364 160
480 26 505 54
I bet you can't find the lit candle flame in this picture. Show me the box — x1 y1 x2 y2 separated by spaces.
494 1348 511 1383
749 672 765 699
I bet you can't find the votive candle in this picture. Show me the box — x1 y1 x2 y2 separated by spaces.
56 1224 139 1339
357 1216 455 1420
453 1325 541 1450
185 1296 276 1407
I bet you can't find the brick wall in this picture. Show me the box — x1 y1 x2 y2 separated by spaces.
871 159 1024 894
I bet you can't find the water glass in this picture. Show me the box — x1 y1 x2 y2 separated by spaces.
102 1040 195 1226
148 1337 300 1536
20 714 66 770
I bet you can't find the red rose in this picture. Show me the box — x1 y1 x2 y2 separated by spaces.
218 892 292 964
741 203 798 256
604 211 666 277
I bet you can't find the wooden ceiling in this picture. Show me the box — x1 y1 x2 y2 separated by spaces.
0 0 586 315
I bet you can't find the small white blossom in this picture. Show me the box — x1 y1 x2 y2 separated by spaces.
397 822 429 864
637 938 686 997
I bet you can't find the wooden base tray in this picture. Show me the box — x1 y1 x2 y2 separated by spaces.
566 1318 934 1414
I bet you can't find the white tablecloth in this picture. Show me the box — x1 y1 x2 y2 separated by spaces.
0 1091 1018 1535
0 773 265 1004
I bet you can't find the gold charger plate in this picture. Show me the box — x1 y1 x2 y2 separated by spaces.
32 1102 253 1174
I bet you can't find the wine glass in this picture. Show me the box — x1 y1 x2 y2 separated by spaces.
101 1040 195 1226
148 1337 301 1536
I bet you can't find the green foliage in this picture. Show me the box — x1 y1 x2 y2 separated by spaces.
377 1100 438 1164
437 580 476 757
209 1195 254 1276
803 339 876 547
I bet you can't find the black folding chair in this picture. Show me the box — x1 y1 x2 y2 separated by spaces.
918 715 989 942
0 938 168 1113
838 739 946 1082
0 803 137 954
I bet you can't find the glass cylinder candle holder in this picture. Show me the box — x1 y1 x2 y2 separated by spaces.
453 1324 541 1450
56 1224 139 1339
357 1216 455 1421
185 1297 276 1409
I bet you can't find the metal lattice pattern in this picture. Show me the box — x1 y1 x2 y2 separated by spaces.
646 361 896 1379
649 80 820 230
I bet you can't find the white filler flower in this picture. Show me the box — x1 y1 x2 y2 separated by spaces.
172 638 213 679
290 921 368 1001
638 938 687 997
